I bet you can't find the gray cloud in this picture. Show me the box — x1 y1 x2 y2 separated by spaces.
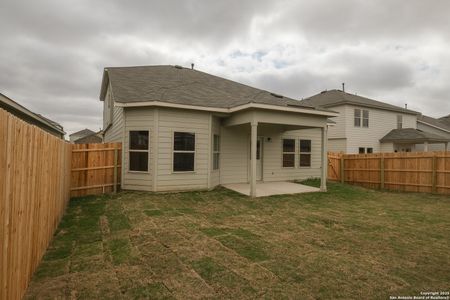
0 0 449 135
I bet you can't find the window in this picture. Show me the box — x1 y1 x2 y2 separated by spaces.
173 132 195 172
358 147 365 154
129 131 149 172
397 115 403 129
282 139 295 168
354 109 361 127
213 134 220 170
299 139 311 167
367 147 373 154
362 110 369 127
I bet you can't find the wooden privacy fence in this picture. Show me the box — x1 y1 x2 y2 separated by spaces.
70 142 122 197
0 108 71 300
328 151 450 194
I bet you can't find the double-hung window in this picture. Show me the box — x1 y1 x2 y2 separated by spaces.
173 132 195 172
282 139 295 168
397 115 403 129
354 109 361 127
213 134 220 170
362 110 369 127
299 139 312 167
354 109 369 127
129 131 149 172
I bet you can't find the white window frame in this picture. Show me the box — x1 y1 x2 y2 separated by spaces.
354 109 361 127
213 134 220 171
397 115 403 129
299 139 312 168
128 130 150 173
282 138 296 168
358 147 365 154
172 131 196 173
362 109 369 127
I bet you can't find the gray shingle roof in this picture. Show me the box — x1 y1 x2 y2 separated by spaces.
69 128 96 137
300 89 419 115
380 128 450 143
438 114 450 127
418 115 450 132
101 65 316 110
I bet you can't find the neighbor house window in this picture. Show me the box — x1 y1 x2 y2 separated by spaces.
397 115 403 129
359 147 365 154
282 139 295 168
362 110 369 127
213 134 220 170
354 109 361 127
367 147 373 154
299 139 311 167
129 131 149 172
173 132 195 172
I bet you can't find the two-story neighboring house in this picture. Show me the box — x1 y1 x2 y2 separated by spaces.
301 89 449 153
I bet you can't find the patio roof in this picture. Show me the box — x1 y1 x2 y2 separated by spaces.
380 128 450 144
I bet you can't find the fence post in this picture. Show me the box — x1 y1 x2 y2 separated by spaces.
340 154 345 183
113 147 118 193
380 155 385 190
431 154 437 193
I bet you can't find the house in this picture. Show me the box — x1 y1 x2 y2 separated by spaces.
415 115 450 151
0 92 65 138
69 128 102 144
100 65 337 196
301 90 450 153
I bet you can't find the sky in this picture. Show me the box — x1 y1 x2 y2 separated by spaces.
1 0 449 136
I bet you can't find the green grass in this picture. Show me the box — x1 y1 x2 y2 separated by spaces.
26 182 450 299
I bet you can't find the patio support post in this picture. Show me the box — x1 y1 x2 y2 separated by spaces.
250 121 258 197
424 141 429 152
320 126 328 192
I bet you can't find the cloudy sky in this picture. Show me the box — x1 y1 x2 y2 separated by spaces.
1 0 449 136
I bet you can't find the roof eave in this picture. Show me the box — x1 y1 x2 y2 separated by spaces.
321 101 420 115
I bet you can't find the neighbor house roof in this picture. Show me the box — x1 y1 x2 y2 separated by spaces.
69 128 96 138
99 65 337 117
380 128 450 144
0 92 65 136
438 114 450 127
417 115 450 133
300 89 420 115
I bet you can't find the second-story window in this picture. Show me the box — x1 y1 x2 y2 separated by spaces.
354 109 369 127
397 115 403 129
362 110 369 127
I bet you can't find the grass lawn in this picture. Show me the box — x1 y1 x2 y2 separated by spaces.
25 180 450 299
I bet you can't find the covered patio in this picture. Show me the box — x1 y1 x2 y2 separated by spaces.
223 181 320 197
380 128 450 152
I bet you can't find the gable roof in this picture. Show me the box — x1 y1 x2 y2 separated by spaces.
69 128 96 138
300 89 419 115
380 128 450 143
0 92 65 136
417 115 450 133
438 114 450 127
99 65 336 117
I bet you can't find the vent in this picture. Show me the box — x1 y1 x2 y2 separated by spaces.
174 65 183 69
270 93 283 98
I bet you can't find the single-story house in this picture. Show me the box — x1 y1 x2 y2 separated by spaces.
100 65 337 196
0 92 65 138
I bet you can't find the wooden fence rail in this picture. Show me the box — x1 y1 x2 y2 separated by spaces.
328 151 450 194
0 109 71 300
70 142 122 197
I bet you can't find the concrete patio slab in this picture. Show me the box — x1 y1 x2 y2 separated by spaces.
223 181 320 197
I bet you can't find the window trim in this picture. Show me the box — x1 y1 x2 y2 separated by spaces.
362 109 369 128
299 139 312 168
397 115 403 129
358 147 365 154
212 134 220 171
172 131 196 173
282 138 296 168
367 147 373 154
354 109 361 127
128 130 150 173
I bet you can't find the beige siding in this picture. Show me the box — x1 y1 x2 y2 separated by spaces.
344 105 417 153
380 142 394 152
210 116 221 188
327 105 346 139
262 128 322 181
122 107 154 191
155 108 210 191
220 125 249 184
328 138 347 152
103 83 124 143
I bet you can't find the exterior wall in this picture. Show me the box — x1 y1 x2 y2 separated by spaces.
327 105 346 139
262 127 322 181
328 138 347 152
122 107 154 191
155 108 210 191
210 116 221 188
219 125 249 184
415 122 450 151
343 105 417 153
380 142 394 152
103 84 124 143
